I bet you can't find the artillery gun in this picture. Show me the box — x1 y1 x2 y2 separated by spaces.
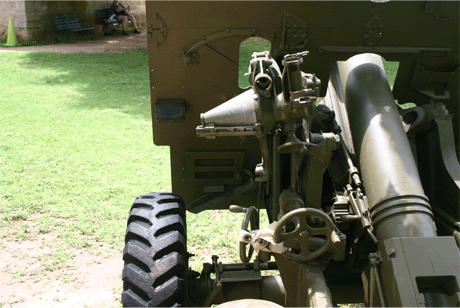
121 1 460 307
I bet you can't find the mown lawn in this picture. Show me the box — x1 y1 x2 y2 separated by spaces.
0 51 165 249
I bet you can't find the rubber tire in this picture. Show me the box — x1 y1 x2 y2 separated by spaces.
121 192 186 307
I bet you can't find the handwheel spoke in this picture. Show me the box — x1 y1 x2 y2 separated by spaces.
298 216 307 232
300 238 311 254
307 226 328 236
239 206 258 263
282 230 300 241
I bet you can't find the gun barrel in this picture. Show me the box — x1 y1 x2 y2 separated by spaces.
336 53 437 242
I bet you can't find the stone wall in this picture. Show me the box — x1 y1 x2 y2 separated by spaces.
0 0 146 42
0 1 28 40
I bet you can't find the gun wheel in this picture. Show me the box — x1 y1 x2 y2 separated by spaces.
121 192 186 307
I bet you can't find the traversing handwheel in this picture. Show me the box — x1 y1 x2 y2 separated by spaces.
273 208 334 262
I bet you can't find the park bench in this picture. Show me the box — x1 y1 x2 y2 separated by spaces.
53 12 95 41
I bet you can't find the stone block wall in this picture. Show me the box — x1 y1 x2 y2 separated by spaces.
0 0 146 42
0 1 28 40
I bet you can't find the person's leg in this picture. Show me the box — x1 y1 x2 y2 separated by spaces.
127 15 138 30
118 15 128 32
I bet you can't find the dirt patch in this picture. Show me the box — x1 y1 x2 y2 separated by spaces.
0 229 123 308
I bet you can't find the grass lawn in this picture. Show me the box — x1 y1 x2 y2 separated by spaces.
0 50 163 250
0 46 399 274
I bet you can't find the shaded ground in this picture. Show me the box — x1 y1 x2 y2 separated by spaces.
0 32 148 308
0 29 147 54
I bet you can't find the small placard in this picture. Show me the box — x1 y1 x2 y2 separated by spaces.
155 99 186 122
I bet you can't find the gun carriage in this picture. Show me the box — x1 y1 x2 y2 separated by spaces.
122 1 460 306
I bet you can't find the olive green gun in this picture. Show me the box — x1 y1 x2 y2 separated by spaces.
121 1 460 306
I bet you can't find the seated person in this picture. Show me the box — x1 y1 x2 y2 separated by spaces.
110 1 141 35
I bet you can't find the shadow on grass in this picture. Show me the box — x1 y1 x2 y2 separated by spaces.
18 50 151 119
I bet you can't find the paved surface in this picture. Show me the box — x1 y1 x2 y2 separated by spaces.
0 29 147 53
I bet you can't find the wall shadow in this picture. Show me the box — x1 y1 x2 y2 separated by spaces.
19 50 152 120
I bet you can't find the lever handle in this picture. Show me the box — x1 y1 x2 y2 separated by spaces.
229 205 247 213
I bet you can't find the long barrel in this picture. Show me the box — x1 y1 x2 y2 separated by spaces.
335 53 437 242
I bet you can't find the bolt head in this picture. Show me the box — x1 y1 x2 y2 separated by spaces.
388 248 396 258
257 238 267 246
300 231 308 238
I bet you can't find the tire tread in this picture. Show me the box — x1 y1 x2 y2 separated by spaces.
122 192 186 307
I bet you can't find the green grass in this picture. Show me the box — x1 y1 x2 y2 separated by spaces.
0 38 43 48
238 37 272 88
381 58 415 108
0 50 166 252
0 33 95 47
382 58 399 89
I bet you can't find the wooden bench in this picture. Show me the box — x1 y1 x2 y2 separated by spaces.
53 12 95 41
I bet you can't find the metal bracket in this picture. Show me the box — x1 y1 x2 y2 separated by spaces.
147 13 167 47
198 255 280 306
196 123 262 138
363 15 384 47
318 46 452 56
239 225 286 255
378 237 460 307
423 1 452 21
425 103 460 189
182 28 275 65
187 170 256 213
345 185 376 242
410 62 458 99
368 252 386 307
278 12 308 53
